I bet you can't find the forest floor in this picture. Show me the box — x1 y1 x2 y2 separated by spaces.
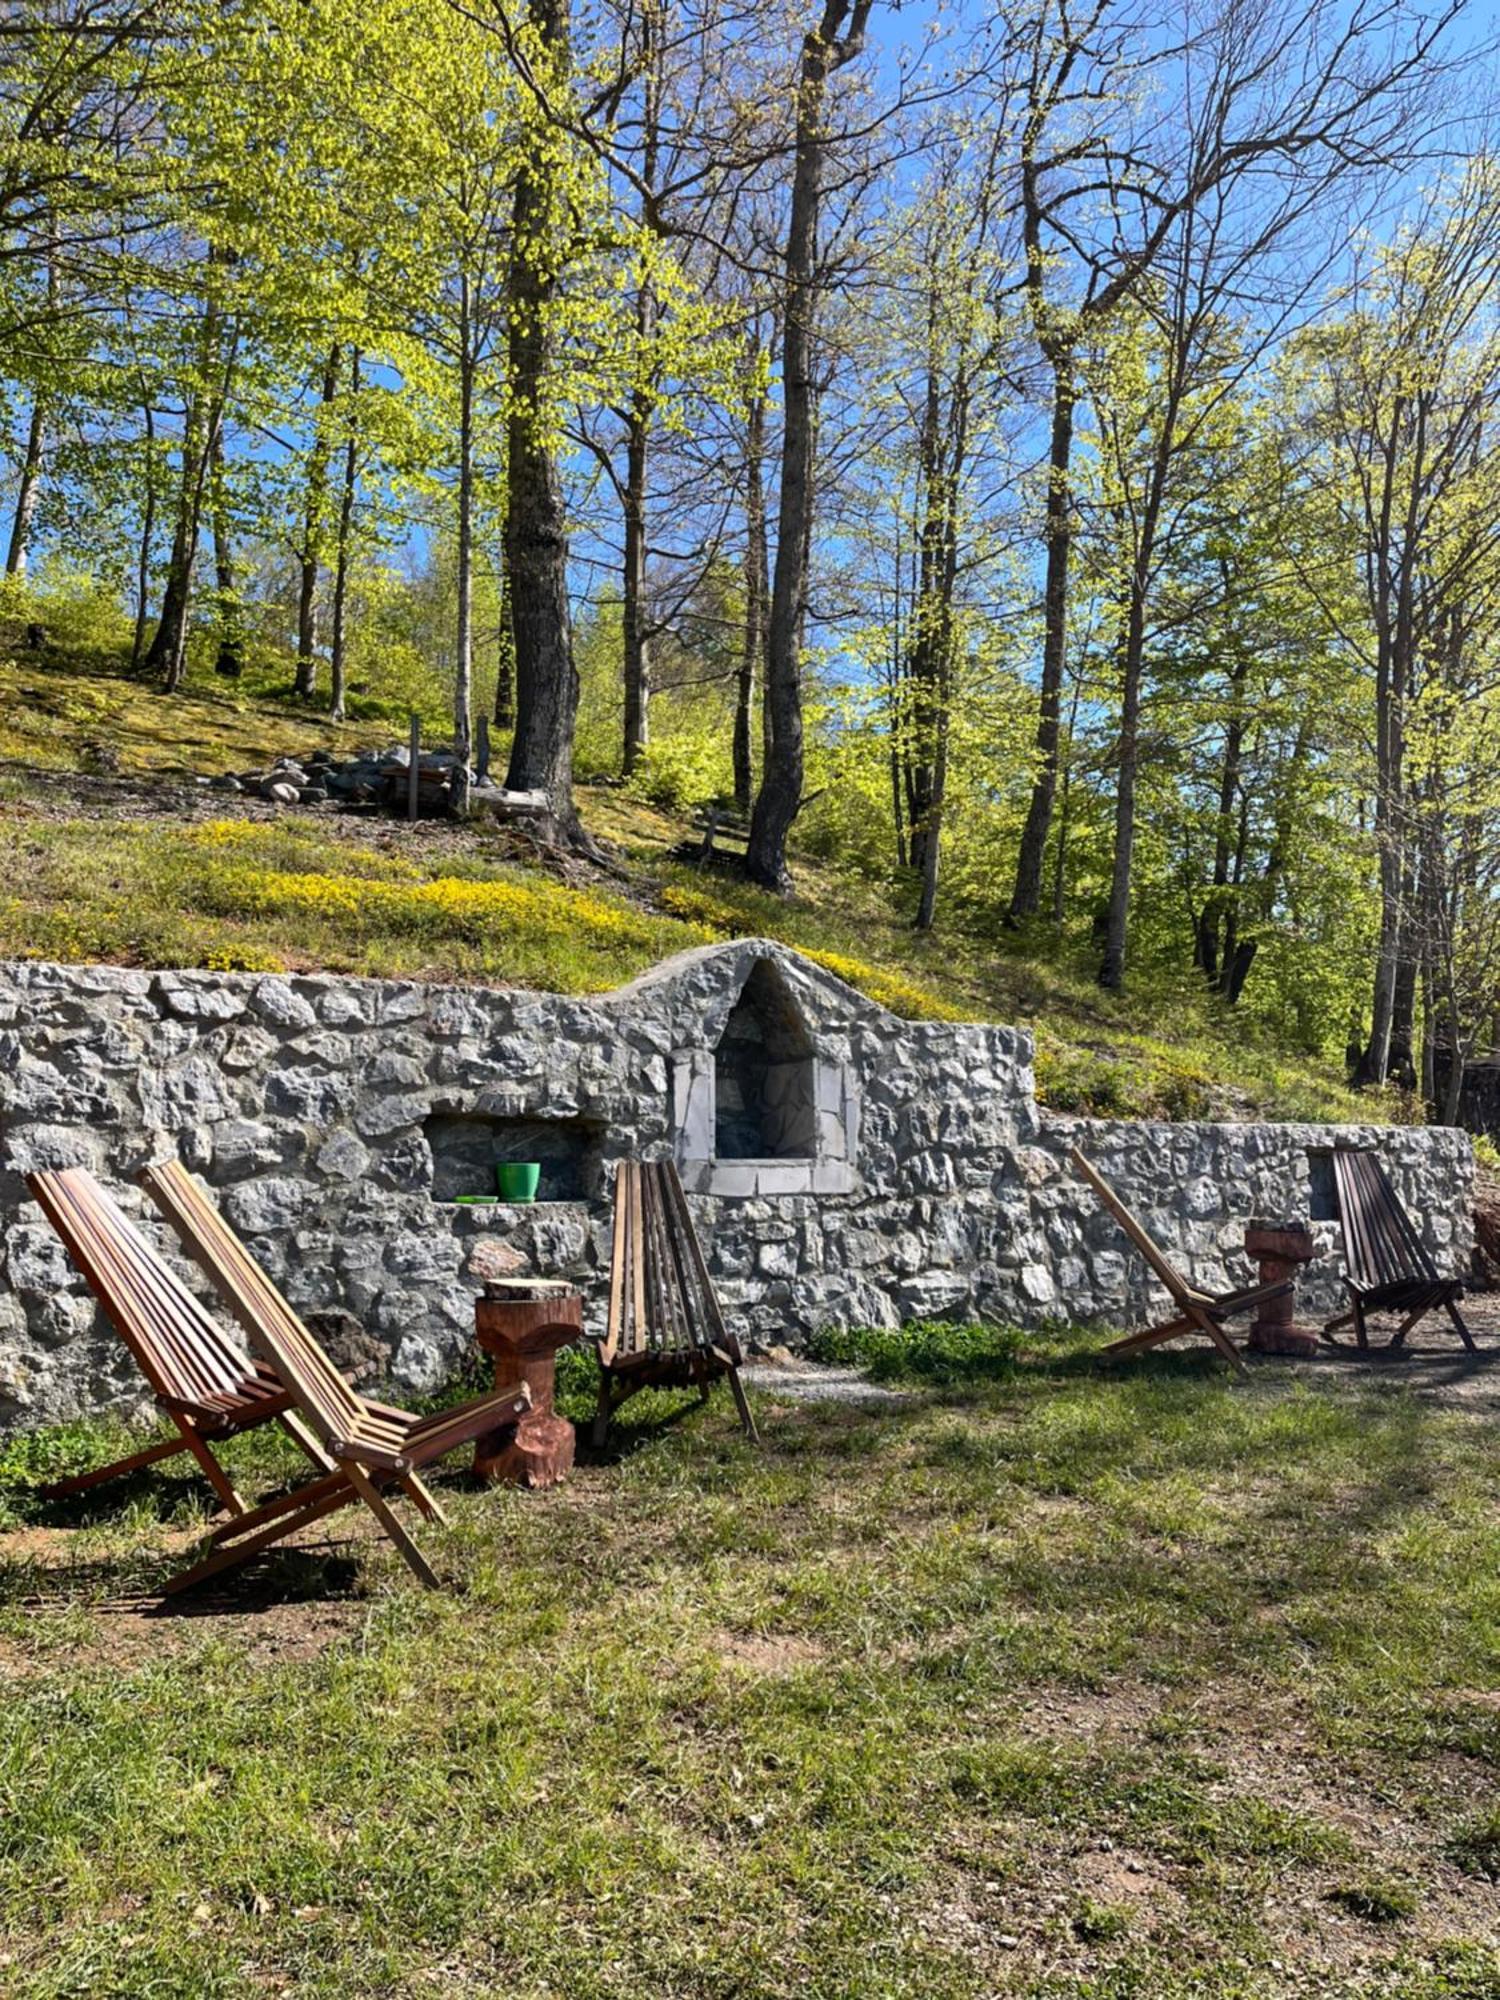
2 1332 1499 1998
0 618 1391 1126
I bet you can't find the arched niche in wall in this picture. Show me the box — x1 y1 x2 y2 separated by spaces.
671 953 860 1196
714 956 816 1160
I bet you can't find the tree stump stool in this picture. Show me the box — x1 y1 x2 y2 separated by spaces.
1243 1220 1320 1356
472 1279 582 1488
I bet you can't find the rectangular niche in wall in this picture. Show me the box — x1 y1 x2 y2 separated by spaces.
1306 1147 1339 1223
426 1112 604 1202
715 956 817 1160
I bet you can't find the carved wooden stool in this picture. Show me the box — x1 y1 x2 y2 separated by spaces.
1243 1220 1320 1357
472 1279 581 1488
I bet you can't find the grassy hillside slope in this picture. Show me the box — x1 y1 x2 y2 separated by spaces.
0 625 1391 1126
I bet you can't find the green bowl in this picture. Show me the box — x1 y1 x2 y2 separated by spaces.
496 1161 542 1203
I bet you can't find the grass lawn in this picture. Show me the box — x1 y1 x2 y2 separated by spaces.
2 1336 1499 1997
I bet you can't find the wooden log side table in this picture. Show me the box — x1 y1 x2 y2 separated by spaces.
1243 1219 1320 1357
472 1279 582 1488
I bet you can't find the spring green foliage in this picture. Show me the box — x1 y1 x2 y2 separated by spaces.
0 611 1400 1119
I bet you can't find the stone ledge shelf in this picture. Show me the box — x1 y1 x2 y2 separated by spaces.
677 1158 857 1197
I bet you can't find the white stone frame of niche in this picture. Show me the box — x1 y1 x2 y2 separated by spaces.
670 1044 860 1196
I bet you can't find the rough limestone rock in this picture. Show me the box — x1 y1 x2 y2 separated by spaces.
0 940 1474 1428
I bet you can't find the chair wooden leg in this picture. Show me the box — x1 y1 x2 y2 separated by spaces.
176 1422 247 1516
401 1472 450 1528
1353 1298 1369 1351
343 1464 442 1590
726 1365 760 1444
165 1482 358 1594
39 1430 189 1499
1446 1298 1478 1352
1105 1314 1194 1355
591 1366 614 1450
1390 1300 1430 1347
205 1469 349 1543
1190 1308 1250 1376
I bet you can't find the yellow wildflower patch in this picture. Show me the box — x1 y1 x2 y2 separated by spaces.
804 947 966 1022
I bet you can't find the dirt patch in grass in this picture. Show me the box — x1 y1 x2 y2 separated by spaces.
714 1629 829 1674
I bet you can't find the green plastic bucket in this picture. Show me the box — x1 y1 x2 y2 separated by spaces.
496 1161 541 1203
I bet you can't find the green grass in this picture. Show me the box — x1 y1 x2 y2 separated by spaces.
0 622 1396 1121
2 1336 1499 1995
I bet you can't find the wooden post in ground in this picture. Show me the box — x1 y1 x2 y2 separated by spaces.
407 712 420 822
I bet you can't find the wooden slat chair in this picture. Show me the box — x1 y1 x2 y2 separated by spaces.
593 1159 759 1447
1070 1146 1295 1376
26 1167 332 1513
1324 1148 1476 1352
141 1158 532 1594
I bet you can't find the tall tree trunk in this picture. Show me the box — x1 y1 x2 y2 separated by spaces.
453 330 475 817
146 282 237 693
1007 355 1075 922
1050 674 1082 924
502 0 580 823
621 21 661 778
745 0 873 891
144 390 207 691
294 343 341 700
329 349 361 723
1355 393 1424 1087
131 402 156 672
209 431 243 678
1098 567 1148 990
5 402 45 577
733 377 767 815
1195 649 1247 982
906 324 944 888
494 566 515 729
621 398 651 774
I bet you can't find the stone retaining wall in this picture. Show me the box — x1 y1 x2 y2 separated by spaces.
0 943 1474 1427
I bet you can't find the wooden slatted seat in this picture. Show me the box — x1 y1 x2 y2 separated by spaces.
593 1159 759 1446
1324 1149 1476 1352
26 1167 332 1512
141 1158 533 1593
1070 1146 1296 1375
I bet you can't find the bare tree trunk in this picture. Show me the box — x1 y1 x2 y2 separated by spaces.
146 304 237 693
1098 569 1147 990
5 402 45 577
209 431 243 678
745 0 873 891
294 342 341 700
131 402 156 671
494 566 515 729
502 0 579 824
733 378 767 815
621 399 651 774
1008 357 1075 922
329 350 361 723
452 331 475 817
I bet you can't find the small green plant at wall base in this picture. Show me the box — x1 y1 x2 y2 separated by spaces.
808 1319 1026 1383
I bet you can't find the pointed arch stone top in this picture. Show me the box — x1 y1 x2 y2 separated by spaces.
603 941 868 1196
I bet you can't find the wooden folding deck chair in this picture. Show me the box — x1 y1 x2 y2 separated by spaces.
141 1158 533 1593
1070 1146 1294 1375
593 1160 759 1447
26 1167 331 1512
1324 1148 1476 1352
